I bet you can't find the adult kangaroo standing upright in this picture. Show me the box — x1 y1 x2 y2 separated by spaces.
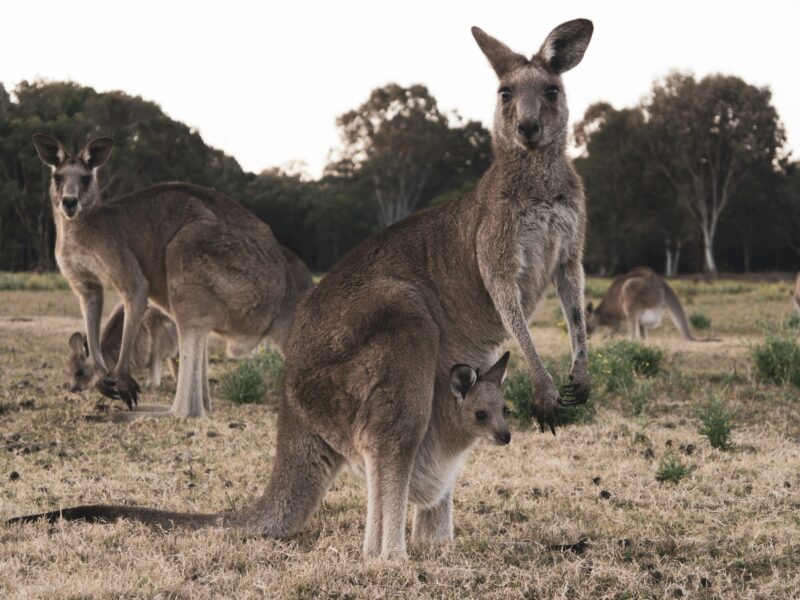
13 20 594 560
31 135 306 419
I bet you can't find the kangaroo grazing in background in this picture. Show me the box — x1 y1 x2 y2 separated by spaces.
10 354 513 541
67 303 178 393
15 20 593 559
32 134 306 419
585 267 694 340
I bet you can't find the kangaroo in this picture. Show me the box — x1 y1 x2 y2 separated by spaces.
9 354 512 541
67 303 178 393
225 245 313 358
32 134 305 418
793 272 800 314
14 20 593 559
585 267 694 340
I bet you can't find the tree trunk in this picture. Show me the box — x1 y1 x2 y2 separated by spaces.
701 228 718 276
665 239 673 277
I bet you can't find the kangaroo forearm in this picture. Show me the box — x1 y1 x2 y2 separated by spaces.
78 284 106 372
554 260 589 367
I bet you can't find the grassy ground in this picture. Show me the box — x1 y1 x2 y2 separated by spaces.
1 279 799 599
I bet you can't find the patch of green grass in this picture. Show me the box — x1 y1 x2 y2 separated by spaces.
0 271 69 291
751 333 800 388
503 364 595 428
656 454 695 483
689 312 711 331
219 346 284 405
695 394 737 450
589 341 663 399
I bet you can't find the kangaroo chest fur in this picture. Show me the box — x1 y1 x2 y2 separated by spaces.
515 196 581 319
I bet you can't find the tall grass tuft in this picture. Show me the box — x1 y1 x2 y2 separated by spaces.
695 393 737 450
656 454 695 483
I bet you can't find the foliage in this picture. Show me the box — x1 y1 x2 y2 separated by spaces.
0 80 490 273
0 271 68 291
219 347 284 405
695 394 737 450
656 454 695 483
689 312 711 331
503 364 595 428
751 332 800 388
588 341 663 399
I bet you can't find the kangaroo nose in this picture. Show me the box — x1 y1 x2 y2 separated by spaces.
497 431 511 445
516 119 541 138
62 196 78 211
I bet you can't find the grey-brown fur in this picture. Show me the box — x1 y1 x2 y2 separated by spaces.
67 303 178 393
15 20 593 560
793 272 800 314
32 134 307 418
585 267 694 340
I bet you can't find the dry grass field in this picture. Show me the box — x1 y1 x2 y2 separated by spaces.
1 277 799 599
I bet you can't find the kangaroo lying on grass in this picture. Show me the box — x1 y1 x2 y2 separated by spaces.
10 354 512 543
32 134 306 419
67 303 178 393
14 19 593 559
585 267 694 340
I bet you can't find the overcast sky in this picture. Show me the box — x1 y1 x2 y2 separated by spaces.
2 0 798 178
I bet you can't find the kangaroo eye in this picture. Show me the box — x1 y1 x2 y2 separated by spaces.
499 87 512 103
81 175 92 188
53 174 64 185
545 85 559 101
475 410 488 422
75 369 85 378
502 406 510 417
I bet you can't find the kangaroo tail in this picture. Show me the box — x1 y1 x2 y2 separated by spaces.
7 505 232 529
663 281 694 341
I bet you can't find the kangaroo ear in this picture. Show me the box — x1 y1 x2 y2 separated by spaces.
450 364 478 400
538 18 593 74
79 137 114 169
471 26 528 78
586 302 594 314
82 334 89 356
68 332 85 354
33 134 68 167
482 351 511 385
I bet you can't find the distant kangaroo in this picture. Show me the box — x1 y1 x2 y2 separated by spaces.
10 353 513 546
13 20 594 559
67 303 178 393
32 134 307 418
585 267 694 340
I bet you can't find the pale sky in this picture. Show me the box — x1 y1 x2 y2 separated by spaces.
2 0 798 178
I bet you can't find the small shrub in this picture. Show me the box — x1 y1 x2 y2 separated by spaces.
751 334 800 388
503 364 595 427
219 346 284 405
656 454 695 483
689 312 711 331
504 369 534 425
786 314 800 330
695 394 737 450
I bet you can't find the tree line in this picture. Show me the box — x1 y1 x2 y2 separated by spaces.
0 76 797 275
